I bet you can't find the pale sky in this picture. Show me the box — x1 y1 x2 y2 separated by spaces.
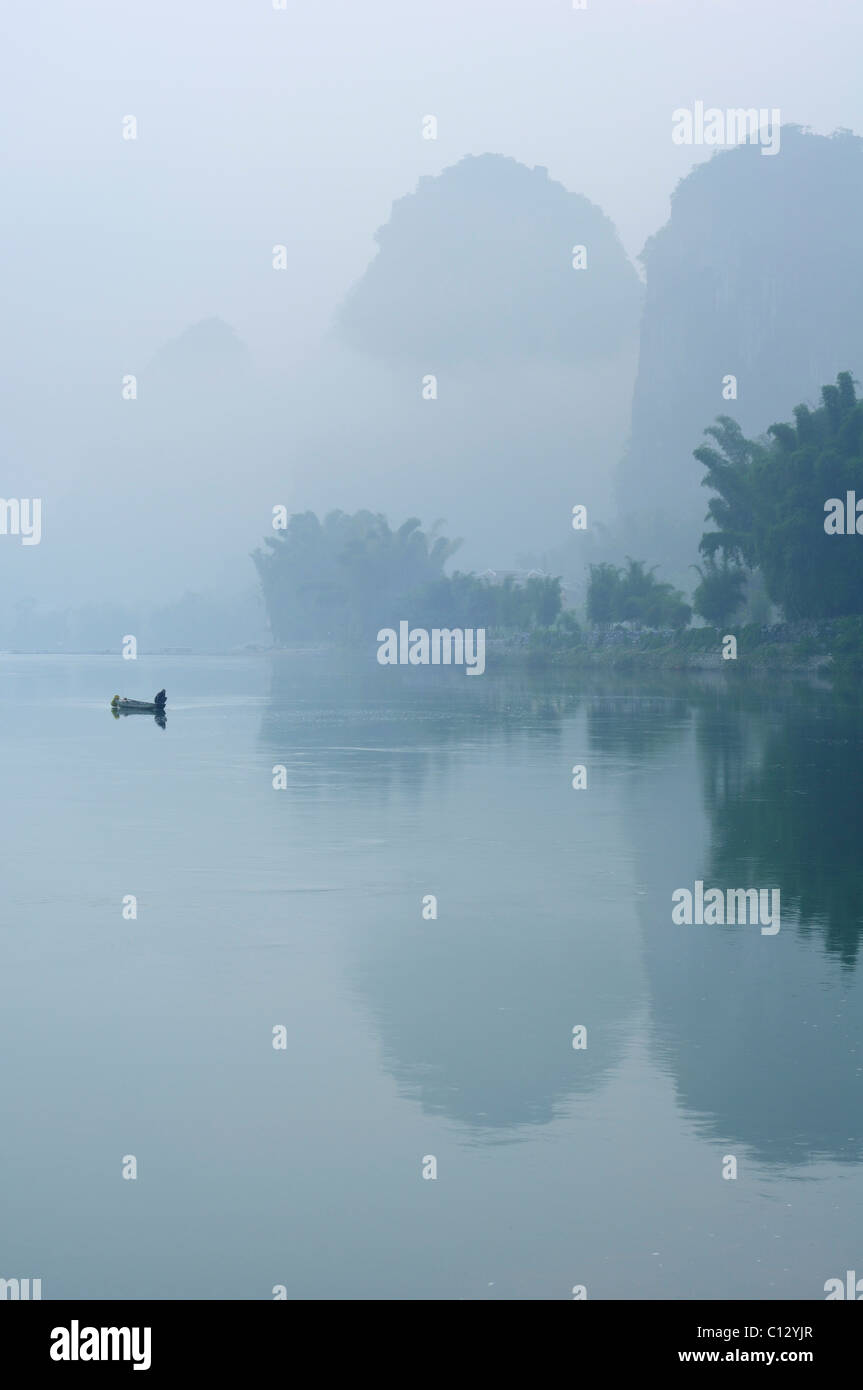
4 0 862 376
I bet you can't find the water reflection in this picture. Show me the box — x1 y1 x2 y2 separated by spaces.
698 685 863 967
260 655 641 1133
594 676 863 1165
111 706 167 729
259 651 583 798
257 660 863 1161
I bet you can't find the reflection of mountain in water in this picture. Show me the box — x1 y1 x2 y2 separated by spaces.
259 656 643 1133
604 679 863 1165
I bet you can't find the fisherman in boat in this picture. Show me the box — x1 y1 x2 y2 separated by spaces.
154 689 167 710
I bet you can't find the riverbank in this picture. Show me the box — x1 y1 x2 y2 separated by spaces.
487 616 863 676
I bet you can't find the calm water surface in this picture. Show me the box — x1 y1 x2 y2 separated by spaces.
1 654 861 1299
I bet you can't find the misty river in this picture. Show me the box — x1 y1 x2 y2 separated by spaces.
2 653 861 1299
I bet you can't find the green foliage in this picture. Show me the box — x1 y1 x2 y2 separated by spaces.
586 558 692 629
674 626 720 652
254 511 563 643
828 615 863 671
737 623 770 653
696 372 863 618
584 562 621 624
527 607 583 653
253 511 461 643
410 572 563 632
691 559 748 626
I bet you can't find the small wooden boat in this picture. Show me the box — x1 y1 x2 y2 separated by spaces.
110 694 166 713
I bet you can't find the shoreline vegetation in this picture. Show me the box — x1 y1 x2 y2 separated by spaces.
248 373 863 682
486 616 863 676
4 618 862 678
10 374 860 673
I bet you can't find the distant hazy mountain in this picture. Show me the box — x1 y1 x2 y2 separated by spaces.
145 317 254 401
1 159 646 636
0 315 284 633
617 127 863 578
337 153 642 365
295 154 643 572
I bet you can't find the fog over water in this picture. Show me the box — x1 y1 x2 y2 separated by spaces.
2 656 862 1299
2 0 862 1309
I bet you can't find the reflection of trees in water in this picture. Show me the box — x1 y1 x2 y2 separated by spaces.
609 676 863 1166
697 685 863 968
259 659 863 1148
586 692 692 759
259 652 583 804
589 674 863 967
